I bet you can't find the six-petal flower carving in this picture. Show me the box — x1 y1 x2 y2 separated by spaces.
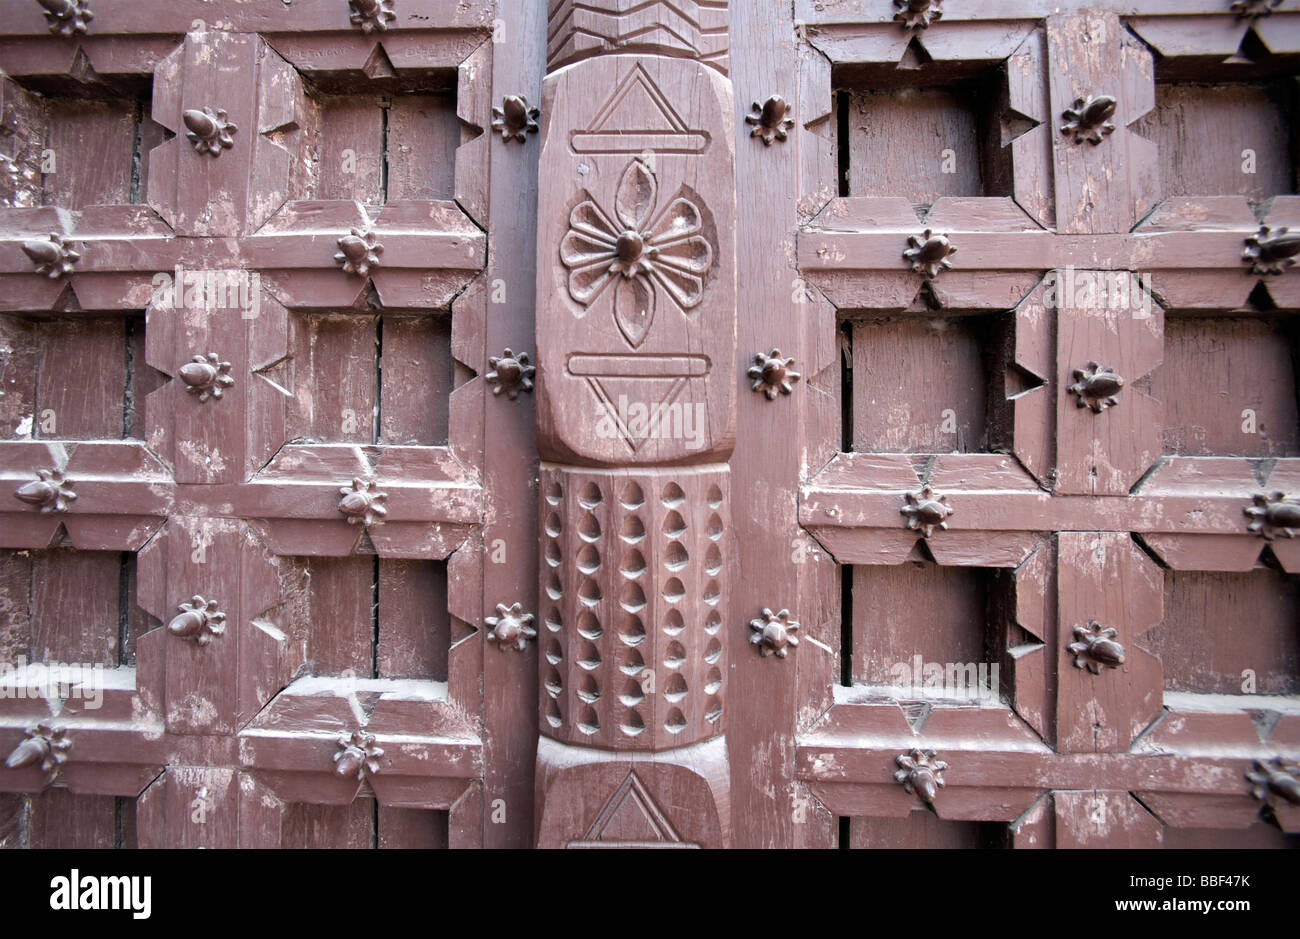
749 607 800 658
560 158 714 349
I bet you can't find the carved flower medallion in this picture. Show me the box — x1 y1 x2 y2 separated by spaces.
560 158 714 349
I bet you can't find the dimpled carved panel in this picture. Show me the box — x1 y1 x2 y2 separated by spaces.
539 465 728 750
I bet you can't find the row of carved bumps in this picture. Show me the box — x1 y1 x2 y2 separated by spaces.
540 467 727 750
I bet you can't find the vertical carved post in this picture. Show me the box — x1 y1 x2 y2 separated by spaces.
534 4 735 847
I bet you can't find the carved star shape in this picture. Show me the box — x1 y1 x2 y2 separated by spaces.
1068 361 1125 413
894 0 943 30
13 468 76 514
1244 491 1299 540
748 349 801 400
1060 95 1117 145
6 723 71 785
348 0 396 32
1243 225 1300 276
21 232 79 278
746 96 796 146
338 477 389 527
901 486 952 538
1067 621 1126 674
903 229 956 278
486 602 537 651
749 607 800 658
183 106 238 157
492 95 540 142
334 227 383 277
167 595 227 646
334 730 384 780
486 348 535 400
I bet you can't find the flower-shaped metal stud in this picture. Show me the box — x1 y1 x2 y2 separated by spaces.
492 95 540 143
1243 225 1300 276
1061 94 1117 145
36 0 93 36
894 0 942 30
1232 0 1284 18
334 730 384 780
748 349 801 400
746 95 795 146
1244 491 1300 540
5 724 70 785
749 607 800 658
13 468 75 513
338 477 388 526
903 229 956 279
1245 756 1300 806
486 348 535 400
894 748 948 805
1068 361 1124 413
167 596 227 646
348 0 396 32
21 232 79 278
485 602 537 651
901 486 952 538
183 106 238 157
335 227 383 277
1068 620 1126 675
178 352 235 402
560 158 713 349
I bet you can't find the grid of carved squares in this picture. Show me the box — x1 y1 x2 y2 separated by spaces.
0 790 449 848
845 560 1298 699
0 547 449 680
0 310 452 447
832 52 1297 207
843 559 1299 846
0 69 461 209
540 468 726 750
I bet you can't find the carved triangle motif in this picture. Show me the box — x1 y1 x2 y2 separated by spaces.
570 771 696 848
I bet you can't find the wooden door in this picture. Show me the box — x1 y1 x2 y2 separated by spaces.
0 0 537 849
1 0 1298 851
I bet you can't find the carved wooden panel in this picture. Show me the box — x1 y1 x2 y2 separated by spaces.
1 0 1299 853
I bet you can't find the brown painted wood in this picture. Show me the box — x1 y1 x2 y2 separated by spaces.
0 0 1297 852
